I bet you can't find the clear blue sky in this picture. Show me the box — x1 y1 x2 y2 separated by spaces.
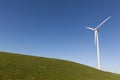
0 0 120 73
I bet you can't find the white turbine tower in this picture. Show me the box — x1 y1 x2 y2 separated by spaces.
86 16 111 70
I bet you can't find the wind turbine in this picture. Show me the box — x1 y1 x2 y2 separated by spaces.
86 16 111 70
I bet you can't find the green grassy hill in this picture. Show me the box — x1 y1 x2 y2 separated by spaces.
0 52 120 80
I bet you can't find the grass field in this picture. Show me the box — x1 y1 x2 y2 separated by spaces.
0 52 120 80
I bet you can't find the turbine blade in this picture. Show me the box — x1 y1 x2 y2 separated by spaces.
86 27 94 31
96 16 111 29
94 31 97 45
